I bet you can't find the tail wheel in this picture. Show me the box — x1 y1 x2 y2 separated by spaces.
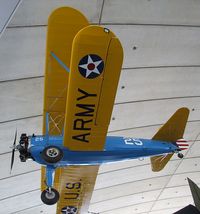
41 146 63 163
178 153 184 159
41 188 59 205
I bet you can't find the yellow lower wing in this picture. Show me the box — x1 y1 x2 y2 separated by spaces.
56 166 99 214
41 7 89 190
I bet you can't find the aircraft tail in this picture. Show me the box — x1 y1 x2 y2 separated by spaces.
150 107 189 172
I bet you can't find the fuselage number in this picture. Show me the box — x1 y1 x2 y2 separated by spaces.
35 137 43 142
123 138 143 146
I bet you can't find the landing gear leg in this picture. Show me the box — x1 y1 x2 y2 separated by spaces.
41 166 59 205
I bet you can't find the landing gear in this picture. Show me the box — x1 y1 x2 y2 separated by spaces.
178 153 184 159
41 166 59 205
41 146 63 163
41 187 59 205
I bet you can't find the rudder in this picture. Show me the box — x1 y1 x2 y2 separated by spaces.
151 107 189 172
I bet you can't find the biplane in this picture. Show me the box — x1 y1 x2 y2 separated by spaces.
10 7 190 214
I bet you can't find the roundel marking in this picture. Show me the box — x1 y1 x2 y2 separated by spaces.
78 54 104 79
61 205 78 214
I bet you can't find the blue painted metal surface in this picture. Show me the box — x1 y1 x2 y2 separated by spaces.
29 135 179 167
27 112 180 189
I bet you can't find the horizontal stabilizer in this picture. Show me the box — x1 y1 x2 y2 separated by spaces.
151 108 189 172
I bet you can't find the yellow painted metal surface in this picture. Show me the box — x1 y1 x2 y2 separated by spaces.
151 107 189 172
59 26 123 213
41 7 88 191
56 166 99 214
42 8 123 214
64 26 123 151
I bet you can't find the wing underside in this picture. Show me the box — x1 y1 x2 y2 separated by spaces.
56 166 99 214
42 6 89 193
63 25 123 151
56 25 123 213
42 7 123 214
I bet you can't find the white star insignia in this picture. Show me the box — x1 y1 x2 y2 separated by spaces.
79 55 103 78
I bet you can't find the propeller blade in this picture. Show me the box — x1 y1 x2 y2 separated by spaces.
10 148 15 172
13 129 17 147
10 130 17 173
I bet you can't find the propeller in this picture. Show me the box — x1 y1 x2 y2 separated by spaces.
10 130 17 173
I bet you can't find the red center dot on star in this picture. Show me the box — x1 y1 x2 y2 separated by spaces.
87 63 95 70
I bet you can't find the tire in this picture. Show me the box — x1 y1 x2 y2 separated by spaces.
178 153 184 159
41 188 59 205
41 146 63 163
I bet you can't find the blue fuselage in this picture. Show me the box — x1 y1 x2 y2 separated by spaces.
29 135 178 167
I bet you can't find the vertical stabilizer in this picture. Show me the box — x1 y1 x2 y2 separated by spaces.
151 108 189 172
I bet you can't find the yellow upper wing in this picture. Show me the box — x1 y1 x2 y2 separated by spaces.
57 26 123 213
64 26 123 151
43 7 89 135
42 7 89 190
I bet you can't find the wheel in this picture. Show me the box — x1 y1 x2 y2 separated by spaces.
178 153 184 159
41 146 63 163
41 188 59 205
61 206 78 213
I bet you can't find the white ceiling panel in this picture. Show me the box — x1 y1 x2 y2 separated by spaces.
101 202 153 214
151 196 193 211
0 78 43 122
92 176 171 203
0 171 40 201
102 0 200 26
186 140 200 158
102 201 154 214
0 0 21 36
15 204 56 214
9 0 103 26
176 157 200 174
95 160 179 190
108 25 200 68
90 189 161 213
0 27 45 81
116 67 200 104
158 185 191 200
0 190 41 214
